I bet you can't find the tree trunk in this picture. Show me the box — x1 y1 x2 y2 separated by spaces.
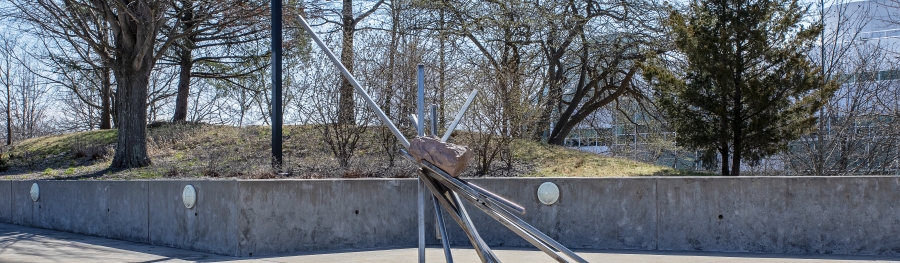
110 65 152 169
110 93 118 128
438 8 447 125
172 1 194 123
100 67 112 129
731 46 744 177
547 69 633 145
719 146 730 176
547 121 573 145
172 47 193 122
338 0 355 125
536 46 566 142
5 79 10 145
731 113 742 176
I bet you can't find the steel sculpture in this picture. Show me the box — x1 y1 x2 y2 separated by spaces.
296 14 587 263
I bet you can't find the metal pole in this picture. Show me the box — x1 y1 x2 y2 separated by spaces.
295 15 410 148
418 171 500 263
434 198 454 263
418 64 425 137
416 162 586 263
417 64 426 263
418 176 426 263
270 0 283 168
430 104 438 136
441 90 478 142
400 149 584 262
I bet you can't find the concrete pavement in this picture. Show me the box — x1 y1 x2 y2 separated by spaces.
2 223 899 263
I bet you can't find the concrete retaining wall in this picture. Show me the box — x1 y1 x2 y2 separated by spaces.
0 177 898 257
656 177 900 255
149 181 240 255
0 181 10 224
238 180 421 256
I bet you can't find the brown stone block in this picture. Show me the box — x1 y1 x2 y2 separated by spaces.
408 136 473 177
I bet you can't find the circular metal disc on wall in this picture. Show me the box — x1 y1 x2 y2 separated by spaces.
183 185 197 209
30 183 40 202
537 182 560 205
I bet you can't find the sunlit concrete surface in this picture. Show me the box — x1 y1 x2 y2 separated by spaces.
2 223 900 263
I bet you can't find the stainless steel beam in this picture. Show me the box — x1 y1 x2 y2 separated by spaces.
417 65 425 137
433 197 454 263
441 90 478 143
430 104 438 136
296 14 410 148
417 164 587 263
400 150 587 263
418 170 499 263
418 178 426 263
460 180 525 215
401 149 523 214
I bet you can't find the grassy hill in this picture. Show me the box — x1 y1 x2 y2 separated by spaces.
0 122 706 180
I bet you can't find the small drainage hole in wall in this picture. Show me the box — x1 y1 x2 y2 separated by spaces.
718 215 723 219
249 253 252 257
107 208 110 212
355 210 359 215
195 212 198 216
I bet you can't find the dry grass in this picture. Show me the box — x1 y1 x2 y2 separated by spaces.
512 140 711 177
0 122 706 180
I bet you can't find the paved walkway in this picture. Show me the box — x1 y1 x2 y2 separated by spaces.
2 223 899 263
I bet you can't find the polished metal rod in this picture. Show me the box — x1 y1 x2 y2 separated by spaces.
433 198 454 263
418 171 499 263
441 90 478 142
418 168 579 263
418 178 426 263
410 114 419 134
418 169 557 262
430 104 438 136
400 153 586 263
421 167 588 263
296 14 410 148
461 180 526 215
417 160 525 215
401 149 523 214
417 65 425 137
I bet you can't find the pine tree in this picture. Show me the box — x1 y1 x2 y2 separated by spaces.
642 0 837 176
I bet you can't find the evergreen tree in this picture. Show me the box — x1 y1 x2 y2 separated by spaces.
642 0 837 176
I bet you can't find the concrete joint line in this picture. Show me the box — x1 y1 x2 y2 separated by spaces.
655 178 659 251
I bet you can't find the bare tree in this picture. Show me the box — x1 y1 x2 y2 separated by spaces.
300 54 369 168
10 65 55 139
305 0 386 126
11 0 195 168
0 33 57 143
537 0 669 145
165 0 269 122
786 44 900 175
0 33 17 145
782 0 900 176
38 36 116 129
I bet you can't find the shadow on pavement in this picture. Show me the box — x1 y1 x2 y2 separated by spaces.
2 223 900 262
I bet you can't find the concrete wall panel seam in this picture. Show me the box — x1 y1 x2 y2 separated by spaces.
147 181 151 245
654 178 659 251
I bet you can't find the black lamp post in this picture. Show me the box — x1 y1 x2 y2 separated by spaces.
270 0 283 169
